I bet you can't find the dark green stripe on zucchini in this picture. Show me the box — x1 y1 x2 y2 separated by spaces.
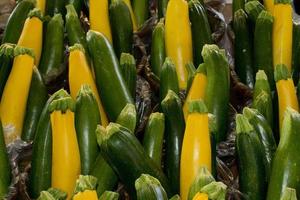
22 67 48 141
109 0 133 59
0 120 10 199
86 30 134 122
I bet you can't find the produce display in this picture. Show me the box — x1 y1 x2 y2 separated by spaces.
0 0 300 199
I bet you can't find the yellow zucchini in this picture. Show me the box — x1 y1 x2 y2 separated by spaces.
17 8 43 66
73 175 98 200
68 44 109 126
273 0 293 72
89 0 112 42
183 63 207 121
36 0 46 14
181 100 211 200
49 94 80 199
193 193 209 200
0 47 35 144
264 0 274 13
165 0 193 89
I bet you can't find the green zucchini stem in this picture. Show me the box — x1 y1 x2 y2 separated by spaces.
274 64 291 82
73 175 98 195
188 99 208 114
235 114 254 134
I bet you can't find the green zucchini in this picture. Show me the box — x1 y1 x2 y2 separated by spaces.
233 9 254 89
200 182 227 199
22 67 48 141
39 14 65 84
0 120 10 199
120 53 136 98
253 70 273 128
243 107 277 180
109 0 133 59
232 0 244 19
66 0 83 15
188 166 215 200
158 0 168 18
75 85 100 175
254 11 274 89
135 174 168 200
188 0 212 66
66 4 89 56
37 188 67 200
235 114 266 200
244 1 265 27
161 90 185 195
160 57 180 102
208 113 217 178
169 195 181 200
292 23 300 84
0 43 15 99
86 30 134 121
202 44 230 143
90 154 118 197
280 188 298 200
132 0 149 28
96 123 171 198
150 19 166 77
116 103 137 133
29 89 69 198
186 62 197 94
267 108 300 200
99 191 120 200
1 0 35 44
46 0 66 16
143 112 165 166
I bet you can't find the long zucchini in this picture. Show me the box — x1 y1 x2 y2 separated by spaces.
22 67 48 141
96 123 171 198
0 120 10 199
87 30 133 121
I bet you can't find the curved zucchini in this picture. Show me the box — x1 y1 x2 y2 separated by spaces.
22 67 48 141
0 120 10 199
0 44 15 99
86 30 133 121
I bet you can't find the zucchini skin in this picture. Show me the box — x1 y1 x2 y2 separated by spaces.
90 155 118 197
46 0 66 16
292 23 300 84
232 0 244 19
244 1 265 27
75 87 100 175
109 0 133 59
233 9 254 89
66 0 83 15
0 44 15 99
86 30 134 121
99 124 171 198
0 120 10 199
188 0 212 66
39 14 65 84
132 0 149 28
1 0 34 44
158 0 169 18
21 67 48 141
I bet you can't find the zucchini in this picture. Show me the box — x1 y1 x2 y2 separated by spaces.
99 191 120 200
120 53 136 98
202 44 230 143
254 11 274 89
292 23 300 84
143 112 165 167
233 9 254 89
236 114 266 200
280 188 298 200
160 57 180 102
158 0 169 18
37 188 67 200
116 103 137 133
75 85 100 175
45 0 66 16
232 0 244 19
96 123 171 198
150 19 166 77
243 107 277 180
161 90 185 195
86 30 134 121
29 89 69 198
200 182 227 200
39 14 65 84
267 108 300 200
90 155 118 197
135 174 168 200
0 120 10 199
73 175 98 199
186 62 196 94
245 1 266 27
188 0 212 66
0 43 15 99
109 0 133 59
132 0 149 28
1 0 35 44
22 67 48 141
66 0 83 15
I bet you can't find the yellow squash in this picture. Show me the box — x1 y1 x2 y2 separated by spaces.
0 47 35 144
183 64 207 121
50 96 81 199
275 64 299 133
17 9 43 66
73 175 98 200
68 44 109 126
123 0 137 31
89 0 112 42
36 0 46 14
181 100 211 200
193 192 209 200
73 190 98 200
273 0 293 72
165 0 193 89
264 0 274 13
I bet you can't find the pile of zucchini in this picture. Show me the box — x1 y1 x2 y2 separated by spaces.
0 0 299 199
